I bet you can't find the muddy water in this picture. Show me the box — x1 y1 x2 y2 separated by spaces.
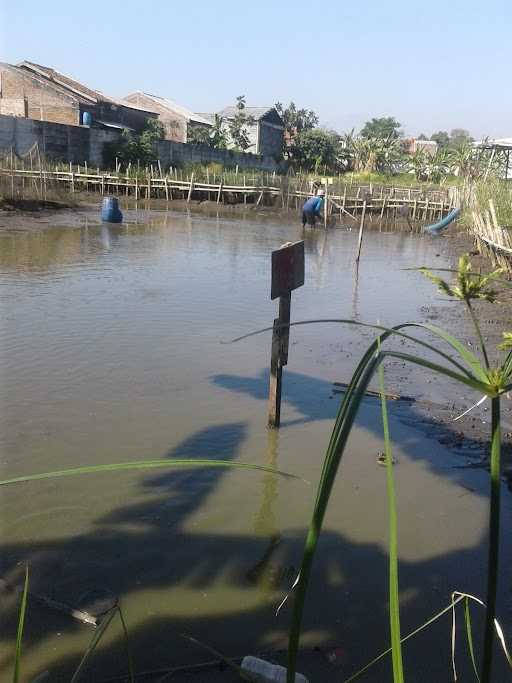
0 208 511 682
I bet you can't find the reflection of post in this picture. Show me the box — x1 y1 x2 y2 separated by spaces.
352 262 360 320
254 429 279 536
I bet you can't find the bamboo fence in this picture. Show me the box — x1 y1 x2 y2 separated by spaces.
471 198 512 272
0 161 457 222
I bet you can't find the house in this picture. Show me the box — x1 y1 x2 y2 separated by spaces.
200 106 284 157
0 61 156 131
404 138 438 156
122 91 212 143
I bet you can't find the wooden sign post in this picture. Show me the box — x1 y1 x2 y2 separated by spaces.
268 241 305 428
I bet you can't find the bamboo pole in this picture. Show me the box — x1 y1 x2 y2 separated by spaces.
355 199 367 263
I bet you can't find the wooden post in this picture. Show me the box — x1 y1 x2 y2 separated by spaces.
268 292 290 428
268 241 305 428
324 183 328 229
164 176 169 202
355 199 367 263
217 179 223 204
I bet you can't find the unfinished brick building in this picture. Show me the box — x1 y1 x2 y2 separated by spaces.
0 61 155 131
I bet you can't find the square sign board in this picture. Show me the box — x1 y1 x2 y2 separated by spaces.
271 240 305 300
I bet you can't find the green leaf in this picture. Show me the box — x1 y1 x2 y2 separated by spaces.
417 323 489 383
70 608 117 683
13 566 29 683
0 459 299 487
118 605 134 683
230 318 483 381
481 397 502 682
378 356 404 682
464 597 480 681
382 351 488 394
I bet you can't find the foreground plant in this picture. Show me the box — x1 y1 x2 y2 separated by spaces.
280 254 511 683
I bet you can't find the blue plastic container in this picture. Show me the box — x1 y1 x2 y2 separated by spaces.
82 111 92 126
101 197 123 223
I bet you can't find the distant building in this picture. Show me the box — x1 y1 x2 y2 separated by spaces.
122 91 213 143
0 61 156 131
404 138 438 155
199 106 284 157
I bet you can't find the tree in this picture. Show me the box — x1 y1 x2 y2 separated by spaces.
187 115 228 149
290 128 341 172
187 125 211 146
209 114 229 149
274 101 319 152
431 131 450 148
138 119 166 159
104 118 165 167
228 95 255 152
345 133 405 174
449 128 473 149
417 133 427 141
360 116 402 139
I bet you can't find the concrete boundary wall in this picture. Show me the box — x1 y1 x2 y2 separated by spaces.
0 114 91 162
0 114 282 171
157 139 280 171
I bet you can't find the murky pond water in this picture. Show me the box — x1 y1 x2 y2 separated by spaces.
1 208 511 681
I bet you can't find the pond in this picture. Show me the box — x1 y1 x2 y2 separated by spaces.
0 207 510 681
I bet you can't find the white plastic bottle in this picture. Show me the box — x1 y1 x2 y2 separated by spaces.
240 656 309 683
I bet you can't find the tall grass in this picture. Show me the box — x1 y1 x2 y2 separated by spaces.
475 179 512 227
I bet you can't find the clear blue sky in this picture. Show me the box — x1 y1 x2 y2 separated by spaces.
1 0 510 138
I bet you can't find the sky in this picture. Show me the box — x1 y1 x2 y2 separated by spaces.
0 0 510 139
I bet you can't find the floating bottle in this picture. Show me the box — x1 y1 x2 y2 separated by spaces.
240 656 309 683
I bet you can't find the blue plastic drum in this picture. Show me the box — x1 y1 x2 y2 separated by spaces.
101 197 123 223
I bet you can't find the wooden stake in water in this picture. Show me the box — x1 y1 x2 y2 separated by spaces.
355 199 367 263
268 241 305 428
324 183 328 229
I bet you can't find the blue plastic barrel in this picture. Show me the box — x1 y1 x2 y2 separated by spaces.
82 111 92 126
101 197 123 223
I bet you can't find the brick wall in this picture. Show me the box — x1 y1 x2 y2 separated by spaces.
122 93 187 141
0 65 80 126
0 98 27 117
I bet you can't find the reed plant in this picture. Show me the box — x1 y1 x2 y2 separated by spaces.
282 253 510 682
